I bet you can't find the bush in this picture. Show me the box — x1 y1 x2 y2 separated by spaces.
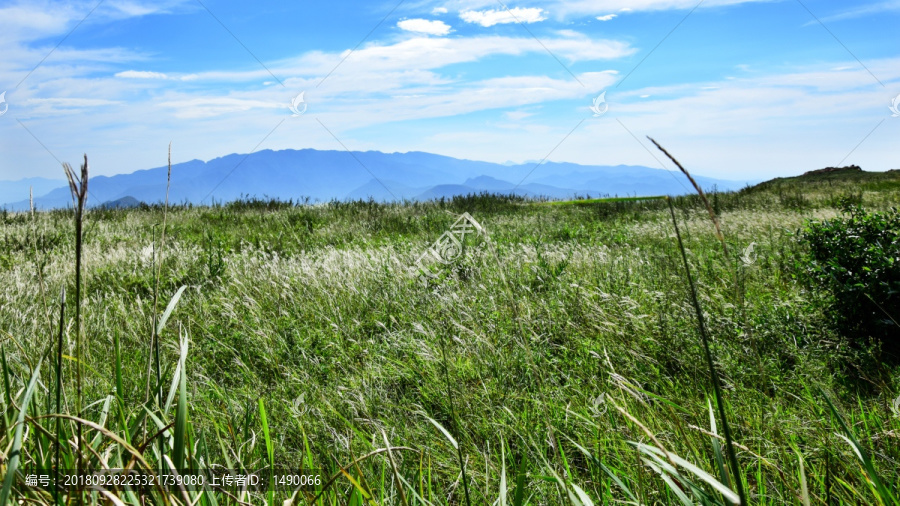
800 202 900 348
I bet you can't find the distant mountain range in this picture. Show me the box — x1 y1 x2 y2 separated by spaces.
0 177 66 207
1 149 755 210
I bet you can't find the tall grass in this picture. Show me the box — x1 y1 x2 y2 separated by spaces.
0 164 897 504
652 139 745 504
62 154 88 480
150 143 174 473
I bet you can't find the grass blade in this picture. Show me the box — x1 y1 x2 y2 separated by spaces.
381 429 409 506
513 452 527 506
599 462 637 504
54 288 65 506
795 448 810 506
500 439 507 506
157 286 187 336
709 398 731 491
636 442 740 504
642 458 694 505
820 389 898 504
114 328 124 403
172 333 188 471
1 346 12 445
1 357 43 505
260 398 274 505
260 399 273 465
424 415 458 450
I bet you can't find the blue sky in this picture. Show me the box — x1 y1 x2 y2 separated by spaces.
0 0 898 183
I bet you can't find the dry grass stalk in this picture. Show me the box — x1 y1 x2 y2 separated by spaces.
648 137 728 256
61 153 88 478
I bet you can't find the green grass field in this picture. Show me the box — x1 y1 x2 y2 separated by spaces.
1 169 898 505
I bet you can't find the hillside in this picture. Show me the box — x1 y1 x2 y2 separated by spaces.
744 165 900 193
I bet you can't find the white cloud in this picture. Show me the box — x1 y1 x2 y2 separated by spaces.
5 58 900 182
311 71 620 130
5 0 896 184
596 14 617 21
0 0 187 45
552 60 900 178
106 0 162 17
277 34 634 81
432 6 448 14
27 97 120 107
114 70 200 81
552 0 772 18
157 97 282 119
504 110 535 121
397 18 451 35
0 1 176 85
541 32 633 62
0 3 74 44
460 7 546 27
116 70 169 79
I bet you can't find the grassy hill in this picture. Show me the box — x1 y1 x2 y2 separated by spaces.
0 175 898 504
744 165 900 194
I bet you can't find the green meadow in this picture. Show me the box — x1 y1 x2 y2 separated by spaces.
1 167 898 505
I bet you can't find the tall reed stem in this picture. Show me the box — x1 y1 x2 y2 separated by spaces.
62 154 88 480
151 143 173 470
649 137 728 257
30 187 53 338
666 198 746 505
54 288 65 506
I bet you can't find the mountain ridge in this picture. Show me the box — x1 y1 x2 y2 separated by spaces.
2 148 754 210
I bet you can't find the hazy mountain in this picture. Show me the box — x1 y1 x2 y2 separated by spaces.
0 177 66 206
344 179 424 201
463 176 515 191
98 196 143 210
2 149 753 210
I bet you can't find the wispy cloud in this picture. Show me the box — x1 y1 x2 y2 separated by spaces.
460 7 546 27
280 33 634 79
115 70 170 79
27 97 121 108
0 0 189 44
801 0 900 25
158 97 283 119
550 0 773 18
503 110 535 121
596 14 617 21
115 70 201 80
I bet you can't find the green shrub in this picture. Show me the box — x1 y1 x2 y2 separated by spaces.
800 203 900 347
